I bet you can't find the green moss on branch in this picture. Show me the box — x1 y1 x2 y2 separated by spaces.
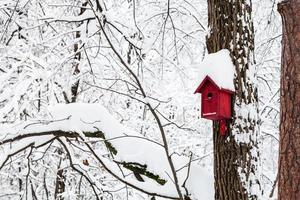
121 162 167 185
83 131 117 155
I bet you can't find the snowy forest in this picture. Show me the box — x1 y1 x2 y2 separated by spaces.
0 0 299 200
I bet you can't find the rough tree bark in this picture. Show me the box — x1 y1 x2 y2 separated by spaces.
206 0 260 199
277 1 300 199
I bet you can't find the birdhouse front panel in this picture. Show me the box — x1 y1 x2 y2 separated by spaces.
201 82 219 120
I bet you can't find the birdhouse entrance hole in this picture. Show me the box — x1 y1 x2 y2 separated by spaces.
207 92 213 100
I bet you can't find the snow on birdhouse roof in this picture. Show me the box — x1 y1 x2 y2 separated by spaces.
195 49 235 92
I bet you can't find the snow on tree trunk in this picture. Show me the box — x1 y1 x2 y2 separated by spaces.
206 0 261 199
277 1 300 199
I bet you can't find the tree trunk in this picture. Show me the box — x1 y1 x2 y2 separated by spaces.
54 157 65 200
54 2 88 198
71 1 87 103
206 0 260 199
277 1 300 199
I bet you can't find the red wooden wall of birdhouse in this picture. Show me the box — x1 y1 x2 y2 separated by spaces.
219 91 232 119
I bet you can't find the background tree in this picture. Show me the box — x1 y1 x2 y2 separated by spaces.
206 0 261 199
277 1 300 199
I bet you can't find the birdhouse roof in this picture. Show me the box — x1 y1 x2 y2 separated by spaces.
193 49 235 93
194 75 234 94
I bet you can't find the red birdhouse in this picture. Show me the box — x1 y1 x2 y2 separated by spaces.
194 75 234 136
